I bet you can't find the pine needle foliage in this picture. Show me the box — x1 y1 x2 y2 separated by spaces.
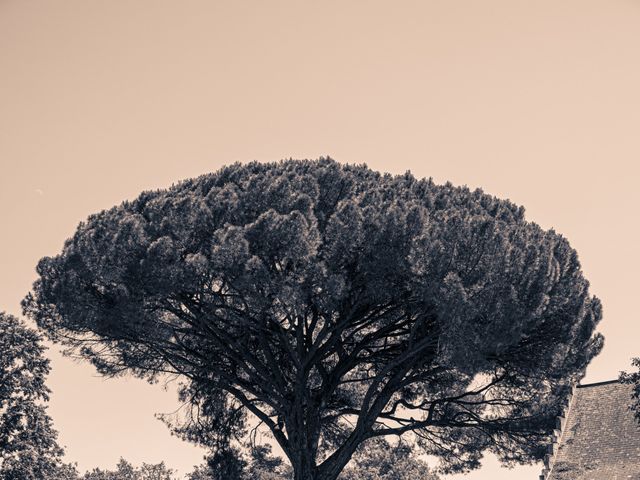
24 159 602 480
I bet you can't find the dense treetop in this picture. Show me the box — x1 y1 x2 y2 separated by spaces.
24 159 603 480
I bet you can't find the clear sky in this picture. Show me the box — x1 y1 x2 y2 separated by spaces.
1 1 639 478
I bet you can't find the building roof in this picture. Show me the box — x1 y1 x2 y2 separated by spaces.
542 380 640 480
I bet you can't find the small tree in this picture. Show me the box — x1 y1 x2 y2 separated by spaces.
188 445 290 480
340 438 439 480
0 312 69 479
620 358 640 422
244 445 293 480
188 448 247 480
82 458 176 480
25 159 603 480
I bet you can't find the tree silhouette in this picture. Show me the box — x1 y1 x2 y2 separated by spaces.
0 312 68 479
339 438 439 480
24 159 603 480
82 458 176 480
620 358 640 422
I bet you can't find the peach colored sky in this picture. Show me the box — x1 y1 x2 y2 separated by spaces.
1 1 639 478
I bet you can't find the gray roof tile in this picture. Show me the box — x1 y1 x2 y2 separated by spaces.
545 381 640 480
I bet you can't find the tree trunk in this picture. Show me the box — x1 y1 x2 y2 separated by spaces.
292 465 318 480
292 465 341 480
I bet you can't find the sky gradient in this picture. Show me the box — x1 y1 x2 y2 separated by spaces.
1 1 639 478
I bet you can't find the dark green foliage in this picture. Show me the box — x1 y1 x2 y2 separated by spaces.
339 438 439 480
244 444 291 480
24 159 603 480
81 458 176 480
0 312 70 480
51 463 83 480
188 447 248 480
189 440 439 480
620 358 640 422
188 445 290 480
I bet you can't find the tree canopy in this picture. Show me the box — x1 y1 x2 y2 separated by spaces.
0 312 68 479
24 159 603 480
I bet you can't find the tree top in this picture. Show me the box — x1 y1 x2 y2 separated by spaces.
24 159 603 476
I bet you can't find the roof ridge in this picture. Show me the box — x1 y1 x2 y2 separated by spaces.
576 379 620 388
